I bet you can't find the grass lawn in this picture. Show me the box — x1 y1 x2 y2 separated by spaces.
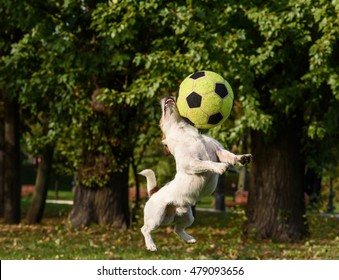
0 195 338 260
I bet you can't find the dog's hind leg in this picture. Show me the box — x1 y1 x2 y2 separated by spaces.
141 200 168 251
141 224 158 252
174 207 196 244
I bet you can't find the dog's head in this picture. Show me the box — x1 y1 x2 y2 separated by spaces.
160 96 182 155
160 96 182 131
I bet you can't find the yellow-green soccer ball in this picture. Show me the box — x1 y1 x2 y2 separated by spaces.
177 71 234 129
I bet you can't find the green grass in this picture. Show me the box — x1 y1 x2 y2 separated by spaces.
47 190 74 201
0 198 338 260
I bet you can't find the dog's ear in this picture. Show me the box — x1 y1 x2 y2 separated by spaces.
163 145 170 156
162 132 170 156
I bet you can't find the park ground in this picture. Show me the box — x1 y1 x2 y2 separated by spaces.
0 191 338 260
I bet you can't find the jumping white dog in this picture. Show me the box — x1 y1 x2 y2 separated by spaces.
139 96 252 251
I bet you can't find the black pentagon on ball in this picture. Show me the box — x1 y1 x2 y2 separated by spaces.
208 112 224 125
186 91 202 108
215 83 228 98
189 71 205 80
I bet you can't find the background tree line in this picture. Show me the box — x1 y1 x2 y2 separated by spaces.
0 0 338 241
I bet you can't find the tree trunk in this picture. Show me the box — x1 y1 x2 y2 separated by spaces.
26 144 54 224
69 166 130 229
237 131 248 191
3 96 21 224
131 159 141 223
245 122 309 241
0 120 4 217
214 175 226 211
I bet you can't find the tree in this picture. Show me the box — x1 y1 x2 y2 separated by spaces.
26 115 54 224
0 98 4 217
241 0 339 240
0 0 60 224
0 0 161 227
3 92 21 224
0 1 25 224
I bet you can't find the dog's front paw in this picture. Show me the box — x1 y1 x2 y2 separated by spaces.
238 154 252 165
213 162 228 174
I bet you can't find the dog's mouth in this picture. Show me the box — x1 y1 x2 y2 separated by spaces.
165 96 175 106
162 96 176 114
160 96 181 128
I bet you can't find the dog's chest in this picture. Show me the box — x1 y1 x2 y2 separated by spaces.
191 140 219 162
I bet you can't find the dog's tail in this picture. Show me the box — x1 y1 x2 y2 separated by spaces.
138 169 159 196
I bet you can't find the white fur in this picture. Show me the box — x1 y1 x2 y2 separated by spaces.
139 97 252 251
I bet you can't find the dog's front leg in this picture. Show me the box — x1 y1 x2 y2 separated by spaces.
216 150 252 166
180 159 228 175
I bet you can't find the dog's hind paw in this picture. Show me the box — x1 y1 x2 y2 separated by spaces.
187 238 197 244
147 243 157 252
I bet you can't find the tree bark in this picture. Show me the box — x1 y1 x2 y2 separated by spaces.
245 121 309 241
131 158 141 223
237 131 248 191
214 175 226 211
0 119 4 217
69 166 130 229
3 96 21 224
26 144 54 224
